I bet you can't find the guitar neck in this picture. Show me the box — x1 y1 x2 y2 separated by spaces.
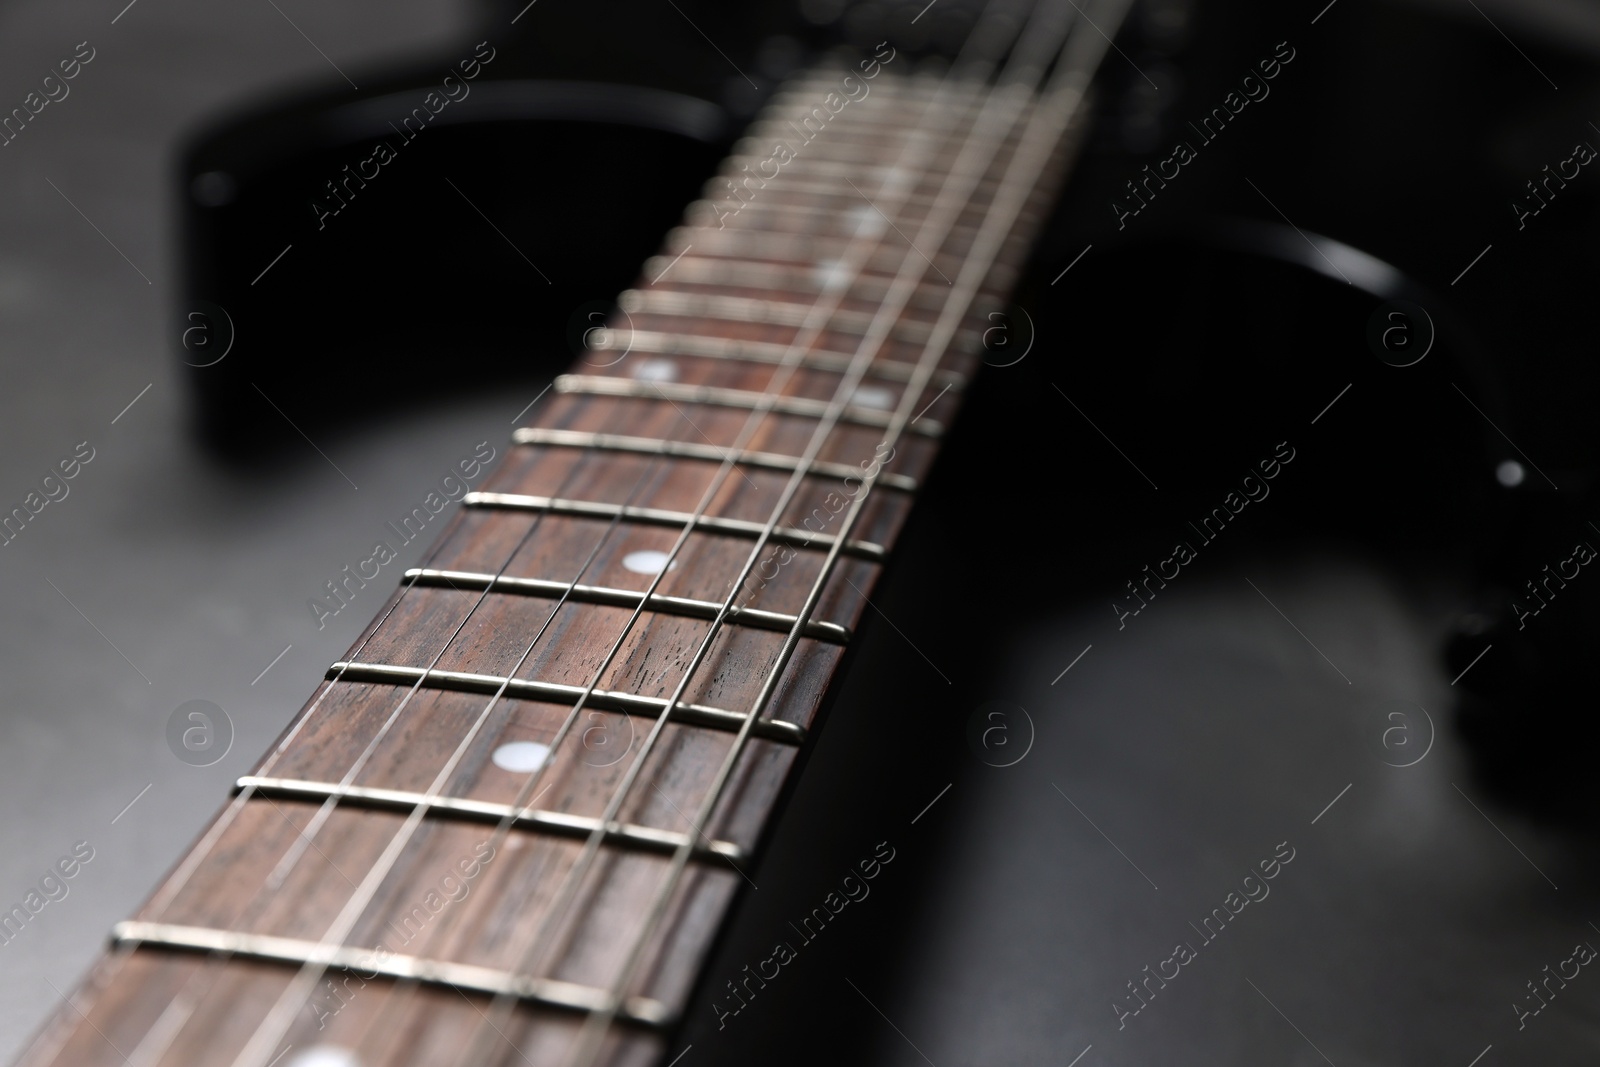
20 14 1117 1066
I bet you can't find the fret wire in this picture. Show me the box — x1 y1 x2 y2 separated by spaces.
603 326 969 388
117 454 631 1067
711 161 1006 197
733 127 1029 164
550 373 945 437
321 661 808 744
110 922 673 1029
617 286 972 335
636 256 984 311
665 227 978 274
454 52 1025 1067
233 777 750 862
617 286 976 349
711 140 1025 179
761 84 988 112
577 2 1130 1059
693 205 990 249
635 270 997 322
404 565 854 641
510 426 921 492
647 294 1000 337
743 111 995 138
218 452 683 1067
459 491 889 560
713 128 1021 174
691 197 998 231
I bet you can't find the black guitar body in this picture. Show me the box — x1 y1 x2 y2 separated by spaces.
174 2 822 454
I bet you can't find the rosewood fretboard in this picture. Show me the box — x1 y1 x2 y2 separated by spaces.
19 14 1118 1064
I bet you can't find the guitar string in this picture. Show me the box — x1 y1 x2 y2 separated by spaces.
457 3 1100 1061
218 35 1026 1067
110 447 657 1067
567 3 1134 1061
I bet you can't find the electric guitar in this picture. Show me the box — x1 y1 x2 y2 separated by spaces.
16 1 1142 1063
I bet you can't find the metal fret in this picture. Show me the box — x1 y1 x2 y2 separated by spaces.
762 87 987 114
664 227 979 287
597 327 966 390
325 662 809 745
687 205 986 253
617 288 947 346
642 255 910 305
741 121 1024 154
697 198 985 231
461 491 890 561
716 165 998 203
553 373 944 437
235 775 748 862
748 110 987 136
510 427 918 492
714 159 1006 197
652 240 1016 307
110 922 673 1029
659 235 1017 299
405 565 853 642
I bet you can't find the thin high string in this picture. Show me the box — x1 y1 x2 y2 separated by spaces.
571 7 1135 1061
460 7 1095 1063
218 64 1004 1067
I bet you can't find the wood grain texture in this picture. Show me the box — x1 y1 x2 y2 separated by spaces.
17 66 1083 1067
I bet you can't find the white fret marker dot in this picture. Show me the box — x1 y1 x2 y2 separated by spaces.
624 550 677 575
492 741 551 773
1496 460 1525 487
289 1048 359 1067
813 259 851 292
847 205 885 237
853 386 893 409
881 167 912 194
634 358 677 382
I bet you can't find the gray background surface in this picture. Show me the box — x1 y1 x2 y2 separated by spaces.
0 0 495 1054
